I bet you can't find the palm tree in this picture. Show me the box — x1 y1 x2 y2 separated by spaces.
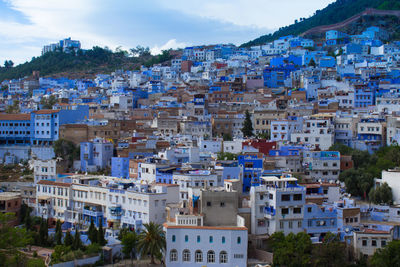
137 223 165 264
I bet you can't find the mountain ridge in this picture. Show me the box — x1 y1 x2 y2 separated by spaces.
241 0 400 47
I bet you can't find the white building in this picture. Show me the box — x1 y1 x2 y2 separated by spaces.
250 174 306 236
32 159 57 184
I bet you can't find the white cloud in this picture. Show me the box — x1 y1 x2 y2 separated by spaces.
156 0 335 29
150 39 190 55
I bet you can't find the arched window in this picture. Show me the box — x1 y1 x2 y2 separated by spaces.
195 250 203 262
183 249 191 262
220 251 228 263
237 236 241 244
172 235 176 242
222 236 226 244
170 249 177 262
207 250 215 263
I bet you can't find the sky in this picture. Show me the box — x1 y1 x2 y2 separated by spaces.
0 0 334 64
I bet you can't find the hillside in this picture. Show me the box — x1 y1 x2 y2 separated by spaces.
0 47 172 82
241 0 400 47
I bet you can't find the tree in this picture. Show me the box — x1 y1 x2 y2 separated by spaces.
0 213 33 250
55 220 62 245
241 110 254 138
217 152 238 161
328 143 353 155
137 222 165 264
370 240 400 267
72 230 82 250
25 208 32 230
271 231 313 267
64 230 73 247
4 60 14 69
223 133 232 141
369 182 393 205
53 139 80 169
122 231 138 263
97 222 106 246
308 58 316 67
5 100 20 114
38 218 48 246
40 95 58 109
312 232 348 267
88 219 98 244
339 168 374 199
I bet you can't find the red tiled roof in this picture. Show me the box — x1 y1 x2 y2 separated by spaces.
163 223 247 231
0 113 31 120
37 180 71 187
33 110 59 114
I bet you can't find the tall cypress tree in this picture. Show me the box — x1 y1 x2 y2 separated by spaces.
88 219 98 244
97 222 106 246
64 230 73 247
241 110 254 138
73 230 82 250
55 220 62 245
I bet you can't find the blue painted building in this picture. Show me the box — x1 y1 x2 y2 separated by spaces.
238 154 263 193
80 138 114 172
354 85 375 108
303 203 338 241
263 65 297 88
111 157 130 178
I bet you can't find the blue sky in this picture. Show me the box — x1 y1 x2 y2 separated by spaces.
0 0 334 64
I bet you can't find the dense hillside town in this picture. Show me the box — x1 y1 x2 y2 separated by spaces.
3 26 400 266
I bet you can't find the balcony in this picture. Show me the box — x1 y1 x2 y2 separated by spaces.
121 216 143 227
264 206 276 217
83 209 103 217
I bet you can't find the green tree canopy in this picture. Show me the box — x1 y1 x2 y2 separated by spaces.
241 110 254 138
137 222 165 264
370 240 400 267
369 182 393 205
97 222 107 246
122 231 138 261
271 231 313 267
88 219 98 244
55 219 62 245
64 230 73 247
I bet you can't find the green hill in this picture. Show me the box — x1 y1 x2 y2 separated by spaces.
0 47 172 82
241 0 400 47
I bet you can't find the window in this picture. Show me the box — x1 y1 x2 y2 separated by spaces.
298 221 302 228
281 208 289 215
294 194 302 201
197 235 200 243
294 207 301 214
222 236 225 244
281 194 290 201
207 251 215 263
185 235 188 242
170 250 177 262
237 236 241 244
209 236 213 243
362 239 367 246
220 251 228 263
183 249 190 262
372 240 377 247
381 240 387 247
289 221 293 229
195 250 203 262
207 201 211 207
220 202 225 207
